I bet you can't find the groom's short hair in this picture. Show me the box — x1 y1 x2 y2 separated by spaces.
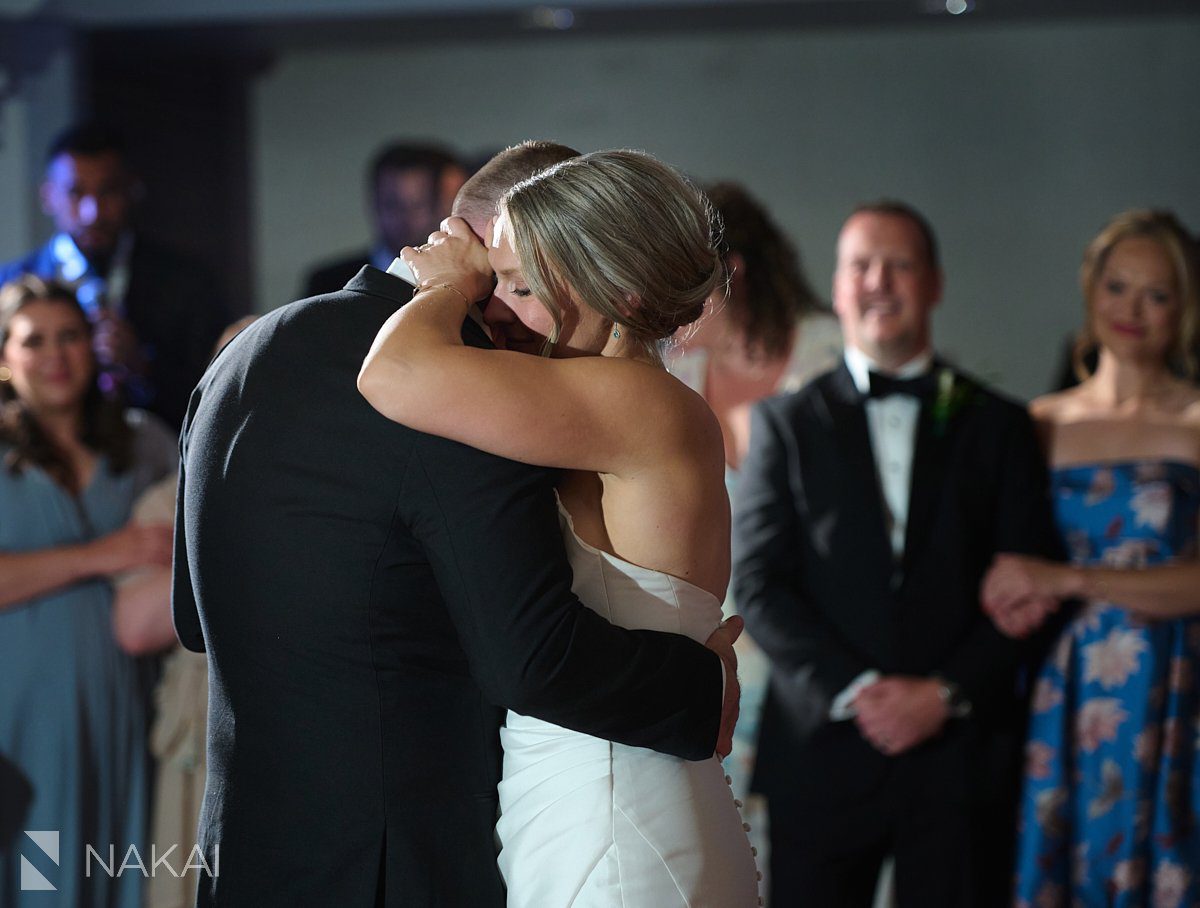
848 199 940 271
452 140 579 230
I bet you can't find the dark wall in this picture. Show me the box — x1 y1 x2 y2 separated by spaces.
83 33 265 316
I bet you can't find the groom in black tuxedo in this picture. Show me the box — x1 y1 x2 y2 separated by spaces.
173 141 739 907
733 202 1058 907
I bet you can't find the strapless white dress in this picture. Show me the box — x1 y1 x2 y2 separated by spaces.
496 502 761 907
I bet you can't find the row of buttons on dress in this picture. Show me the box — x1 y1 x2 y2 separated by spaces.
726 771 765 904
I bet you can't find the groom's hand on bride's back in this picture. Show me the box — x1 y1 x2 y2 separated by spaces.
704 616 744 759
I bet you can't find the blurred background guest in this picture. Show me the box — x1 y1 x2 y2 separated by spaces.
300 141 468 297
107 314 254 908
669 181 840 876
111 470 195 908
981 209 1200 907
1049 226 1200 392
0 123 230 430
674 181 842 469
735 201 1056 908
0 275 175 908
1051 225 1200 391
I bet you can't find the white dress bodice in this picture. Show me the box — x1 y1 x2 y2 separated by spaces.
495 502 760 907
555 502 725 642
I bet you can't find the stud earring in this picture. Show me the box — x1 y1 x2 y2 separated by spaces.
0 365 11 382
612 327 621 340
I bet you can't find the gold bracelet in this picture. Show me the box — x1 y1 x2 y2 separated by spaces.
415 282 470 307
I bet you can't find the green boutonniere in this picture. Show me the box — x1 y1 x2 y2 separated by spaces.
930 368 977 437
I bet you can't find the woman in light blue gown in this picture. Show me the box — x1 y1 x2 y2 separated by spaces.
981 210 1200 907
0 276 175 908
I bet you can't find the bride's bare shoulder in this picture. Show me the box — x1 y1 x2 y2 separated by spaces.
605 363 722 479
654 365 725 458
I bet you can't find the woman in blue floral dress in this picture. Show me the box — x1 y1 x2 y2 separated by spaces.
981 210 1200 907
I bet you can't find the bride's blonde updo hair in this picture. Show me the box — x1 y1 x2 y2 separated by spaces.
499 149 724 363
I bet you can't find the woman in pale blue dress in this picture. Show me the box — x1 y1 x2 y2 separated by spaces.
0 276 176 907
981 210 1200 907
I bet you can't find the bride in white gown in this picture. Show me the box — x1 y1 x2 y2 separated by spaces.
359 149 760 907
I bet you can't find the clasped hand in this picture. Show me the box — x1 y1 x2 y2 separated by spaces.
400 217 495 304
93 312 145 374
853 676 947 756
980 553 1062 639
92 521 174 575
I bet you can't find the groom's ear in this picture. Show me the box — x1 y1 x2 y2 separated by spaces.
456 212 492 243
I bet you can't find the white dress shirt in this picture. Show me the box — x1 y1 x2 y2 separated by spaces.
842 345 934 558
828 345 934 720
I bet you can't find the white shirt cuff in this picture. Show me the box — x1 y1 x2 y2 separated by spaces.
828 669 881 721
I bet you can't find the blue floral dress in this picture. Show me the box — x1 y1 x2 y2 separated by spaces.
1015 461 1200 908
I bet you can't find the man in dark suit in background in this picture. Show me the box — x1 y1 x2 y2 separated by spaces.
0 122 228 429
300 141 468 297
174 140 741 907
733 201 1058 907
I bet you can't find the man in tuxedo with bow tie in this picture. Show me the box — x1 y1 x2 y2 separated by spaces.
733 201 1058 907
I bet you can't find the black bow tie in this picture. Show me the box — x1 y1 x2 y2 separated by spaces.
866 370 937 401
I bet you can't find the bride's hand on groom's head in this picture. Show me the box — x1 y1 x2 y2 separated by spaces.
402 217 495 304
705 616 744 759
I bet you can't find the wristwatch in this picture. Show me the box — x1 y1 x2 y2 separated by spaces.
934 677 972 718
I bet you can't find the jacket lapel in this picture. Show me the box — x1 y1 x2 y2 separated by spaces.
901 363 956 577
821 366 894 571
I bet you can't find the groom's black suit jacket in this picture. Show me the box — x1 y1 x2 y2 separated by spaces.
733 362 1058 811
172 267 722 907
